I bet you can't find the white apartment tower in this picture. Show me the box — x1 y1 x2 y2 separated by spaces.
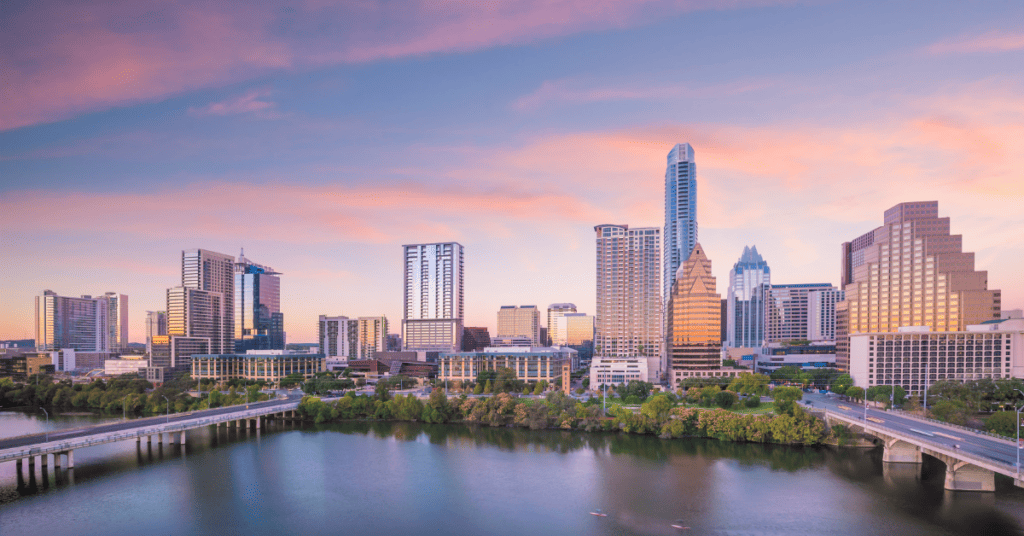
808 289 844 342
402 242 464 352
595 224 662 378
664 143 697 304
35 290 126 352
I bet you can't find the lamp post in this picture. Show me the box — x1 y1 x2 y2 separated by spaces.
162 395 170 423
40 407 49 442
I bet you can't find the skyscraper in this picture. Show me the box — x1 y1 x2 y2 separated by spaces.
726 245 770 348
166 248 235 371
402 242 464 352
35 290 121 352
807 289 844 342
234 251 284 352
765 283 836 343
497 305 541 345
558 312 595 366
664 143 697 303
103 292 129 351
666 244 722 386
145 311 167 357
546 303 577 346
837 201 1001 371
319 316 358 360
595 224 662 379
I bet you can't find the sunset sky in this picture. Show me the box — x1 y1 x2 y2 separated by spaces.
2 0 1022 344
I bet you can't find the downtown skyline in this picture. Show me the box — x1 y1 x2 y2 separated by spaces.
2 0 1024 344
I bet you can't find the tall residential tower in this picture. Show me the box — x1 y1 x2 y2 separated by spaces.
664 143 697 303
402 242 464 352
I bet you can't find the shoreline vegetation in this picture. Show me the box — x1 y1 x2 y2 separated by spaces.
296 387 840 447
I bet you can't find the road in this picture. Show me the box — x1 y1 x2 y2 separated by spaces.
803 392 1023 473
0 395 302 451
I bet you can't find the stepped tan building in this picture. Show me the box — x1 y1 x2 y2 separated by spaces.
666 244 722 386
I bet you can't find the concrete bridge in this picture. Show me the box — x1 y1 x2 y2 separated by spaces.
0 396 310 475
804 392 1024 492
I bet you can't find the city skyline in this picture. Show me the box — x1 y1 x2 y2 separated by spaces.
3 1 1024 343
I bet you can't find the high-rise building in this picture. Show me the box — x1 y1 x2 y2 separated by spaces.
103 292 129 351
765 283 836 343
808 289 844 342
497 305 541 345
166 248 235 371
726 245 770 348
558 312 595 366
595 224 662 378
666 244 722 386
319 316 358 360
837 201 1001 372
664 143 698 303
234 251 284 352
35 290 118 352
546 303 577 346
402 242 464 352
145 311 167 357
462 327 491 351
358 316 388 359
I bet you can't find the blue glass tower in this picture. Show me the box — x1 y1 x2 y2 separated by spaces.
726 245 770 348
664 143 697 303
234 251 285 352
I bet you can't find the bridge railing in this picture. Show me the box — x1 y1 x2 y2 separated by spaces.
0 401 301 463
886 408 1016 444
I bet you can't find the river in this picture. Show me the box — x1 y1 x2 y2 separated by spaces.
1 409 1023 535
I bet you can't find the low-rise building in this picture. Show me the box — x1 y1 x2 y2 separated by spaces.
850 318 1024 395
104 358 149 376
754 343 837 374
191 350 325 384
438 347 576 383
589 357 649 387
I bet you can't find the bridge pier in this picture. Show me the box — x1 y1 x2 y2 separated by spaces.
180 431 186 445
66 450 74 469
16 458 23 471
41 453 48 469
255 417 261 430
53 452 60 468
944 461 995 492
882 439 922 464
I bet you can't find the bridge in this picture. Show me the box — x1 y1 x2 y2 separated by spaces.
804 392 1024 492
0 396 309 474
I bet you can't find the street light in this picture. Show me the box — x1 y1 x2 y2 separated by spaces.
40 407 49 442
162 395 170 423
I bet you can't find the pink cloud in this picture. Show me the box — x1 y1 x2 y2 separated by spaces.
188 89 283 118
926 30 1024 55
0 0 800 131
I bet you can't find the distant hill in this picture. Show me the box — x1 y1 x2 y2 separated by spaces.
126 342 146 349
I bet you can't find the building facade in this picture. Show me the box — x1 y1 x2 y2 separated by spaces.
546 303 577 346
35 290 128 355
765 283 836 343
754 343 837 374
402 242 464 352
146 311 167 358
437 347 576 384
666 244 722 386
557 312 595 366
838 201 1001 371
319 316 359 362
849 319 1024 396
589 357 649 387
808 289 844 342
358 316 388 360
462 327 491 351
594 224 662 374
191 351 325 384
726 245 770 349
663 143 697 302
234 252 284 352
103 293 129 351
497 305 541 345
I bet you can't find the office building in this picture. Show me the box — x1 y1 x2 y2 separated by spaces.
849 319 1024 396
754 343 837 374
808 289 844 342
192 350 325 384
765 283 836 343
438 346 576 384
234 251 285 352
146 311 167 357
556 312 594 366
666 244 722 385
402 242 464 352
165 248 236 372
590 357 650 387
358 316 388 360
462 327 491 351
838 201 1001 371
726 245 770 348
35 290 126 353
663 143 698 302
497 305 541 345
490 335 535 347
546 303 577 346
595 224 662 380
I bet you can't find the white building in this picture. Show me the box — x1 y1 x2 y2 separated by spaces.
849 318 1024 395
594 224 662 378
808 289 844 342
590 357 650 387
35 290 128 353
104 358 148 376
402 242 464 352
319 316 358 362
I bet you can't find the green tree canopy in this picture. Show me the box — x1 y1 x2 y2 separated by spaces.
771 386 803 416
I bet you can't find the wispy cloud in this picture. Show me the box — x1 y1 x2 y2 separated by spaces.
188 89 284 118
926 30 1024 55
513 78 773 110
0 0 800 131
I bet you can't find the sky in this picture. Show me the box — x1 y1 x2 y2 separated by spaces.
2 0 1023 344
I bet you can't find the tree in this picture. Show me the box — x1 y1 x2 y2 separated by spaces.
770 366 801 384
728 373 770 396
375 381 391 402
534 380 548 395
483 379 493 394
640 395 673 421
715 390 739 410
473 383 484 395
984 411 1023 438
771 386 803 416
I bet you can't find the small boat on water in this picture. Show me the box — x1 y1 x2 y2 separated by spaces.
671 519 690 530
589 509 607 517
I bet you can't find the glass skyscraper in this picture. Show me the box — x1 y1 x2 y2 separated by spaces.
726 245 770 348
666 244 722 386
234 251 284 352
664 143 697 304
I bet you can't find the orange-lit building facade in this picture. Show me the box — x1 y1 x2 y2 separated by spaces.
837 201 1001 372
666 244 722 386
